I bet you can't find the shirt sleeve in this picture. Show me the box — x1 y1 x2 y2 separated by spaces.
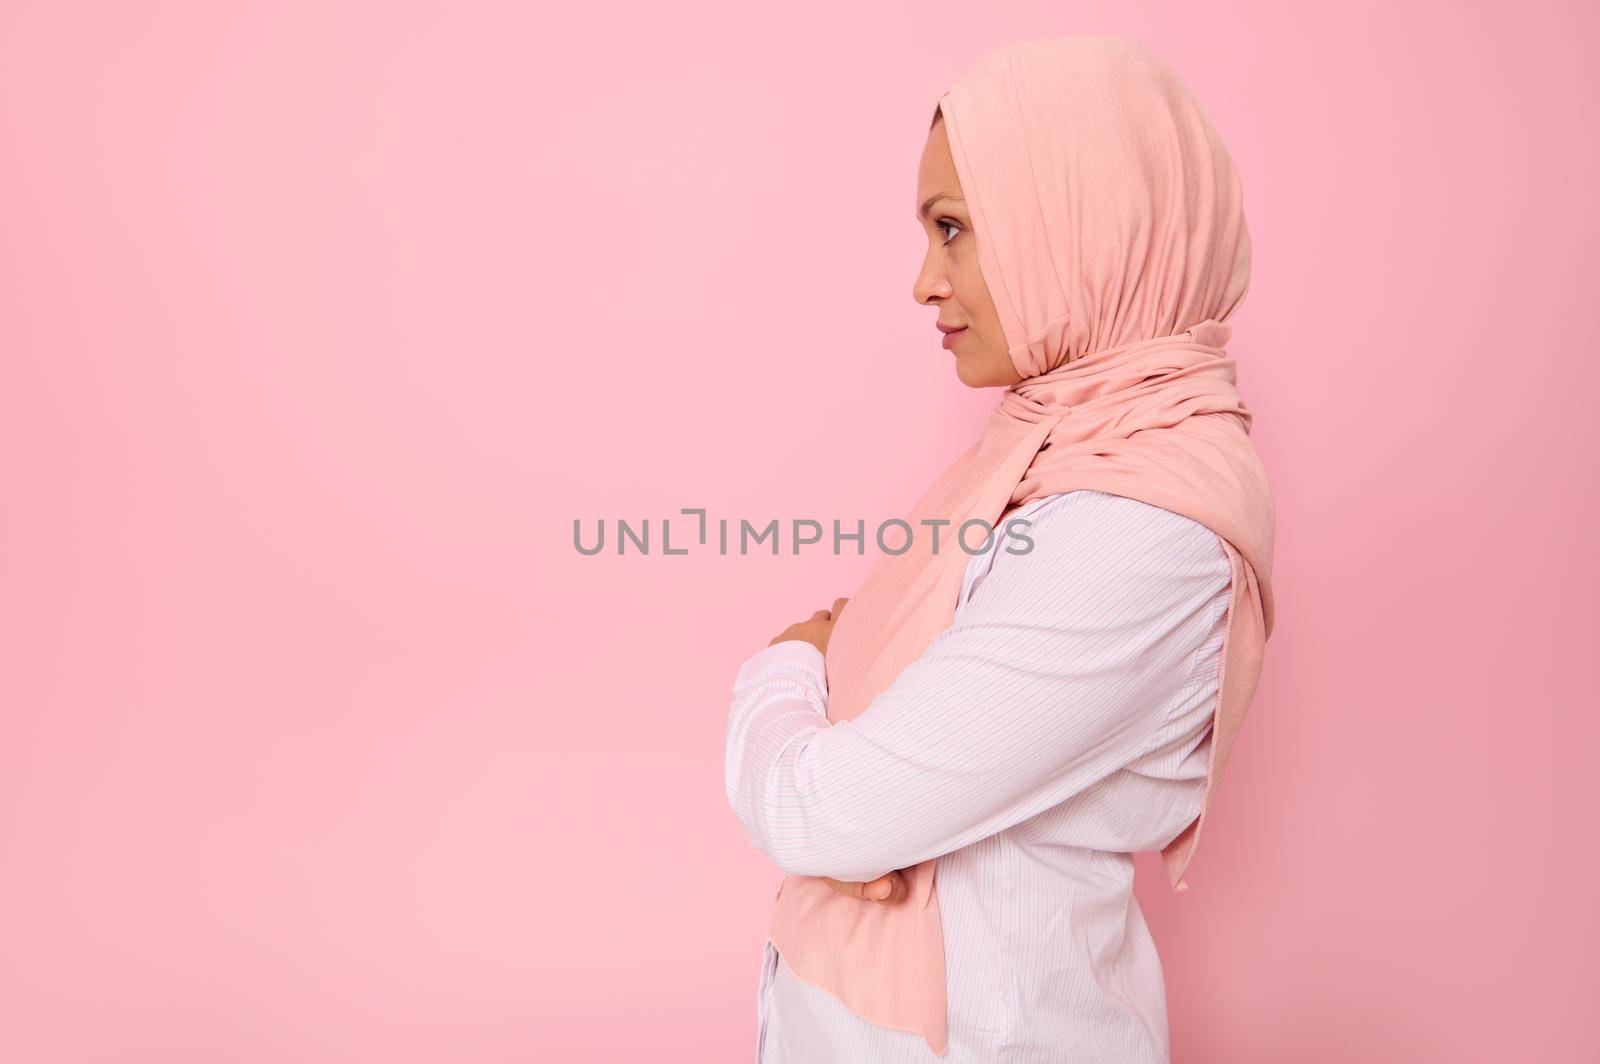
722 491 1233 883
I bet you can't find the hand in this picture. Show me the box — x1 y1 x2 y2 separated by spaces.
769 597 850 656
820 869 907 904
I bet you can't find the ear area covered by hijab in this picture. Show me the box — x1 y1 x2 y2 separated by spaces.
938 35 1252 378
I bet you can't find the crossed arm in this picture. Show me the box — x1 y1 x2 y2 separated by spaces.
723 491 1232 883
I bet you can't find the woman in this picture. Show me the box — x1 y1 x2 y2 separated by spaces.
724 36 1275 1062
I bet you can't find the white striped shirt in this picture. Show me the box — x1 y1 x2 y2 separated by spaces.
725 489 1234 1062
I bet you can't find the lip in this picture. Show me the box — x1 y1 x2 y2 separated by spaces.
940 326 967 350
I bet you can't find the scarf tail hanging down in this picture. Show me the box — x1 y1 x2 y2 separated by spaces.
763 413 1059 1056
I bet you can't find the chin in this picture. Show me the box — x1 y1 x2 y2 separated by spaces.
954 359 1000 389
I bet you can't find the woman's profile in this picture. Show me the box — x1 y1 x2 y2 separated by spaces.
725 35 1275 1062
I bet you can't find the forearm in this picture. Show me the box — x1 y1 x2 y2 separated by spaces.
724 636 1052 884
723 492 1235 883
723 640 893 878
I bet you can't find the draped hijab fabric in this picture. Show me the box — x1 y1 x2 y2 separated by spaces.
763 36 1275 1056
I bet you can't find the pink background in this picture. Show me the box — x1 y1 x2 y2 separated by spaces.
2 1 1594 1061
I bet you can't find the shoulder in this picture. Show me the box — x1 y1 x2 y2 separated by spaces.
972 490 1231 634
1001 490 1227 575
951 489 1233 686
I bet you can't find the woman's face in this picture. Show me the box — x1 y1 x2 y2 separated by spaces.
913 116 1019 389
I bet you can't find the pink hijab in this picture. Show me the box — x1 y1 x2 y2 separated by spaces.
763 36 1275 1055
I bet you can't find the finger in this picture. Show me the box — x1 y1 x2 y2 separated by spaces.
811 608 832 620
832 597 849 617
865 878 892 901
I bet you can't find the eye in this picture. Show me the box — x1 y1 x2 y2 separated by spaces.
936 217 963 245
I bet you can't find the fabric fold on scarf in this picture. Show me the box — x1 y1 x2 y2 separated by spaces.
764 36 1275 1056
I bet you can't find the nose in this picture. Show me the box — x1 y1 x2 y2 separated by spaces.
913 252 951 306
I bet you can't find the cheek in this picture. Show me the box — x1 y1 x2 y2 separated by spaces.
957 269 1009 362
951 260 991 324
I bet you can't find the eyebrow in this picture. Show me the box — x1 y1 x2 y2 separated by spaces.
918 192 965 219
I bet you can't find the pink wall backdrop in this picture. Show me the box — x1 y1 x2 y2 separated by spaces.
2 1 1594 1060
